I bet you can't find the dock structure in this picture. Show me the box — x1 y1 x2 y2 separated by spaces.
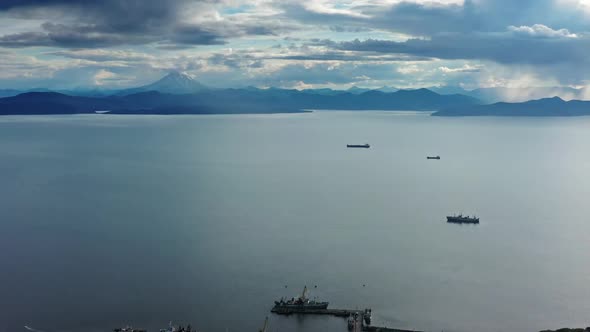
271 306 365 317
271 286 422 332
271 306 423 332
362 327 423 332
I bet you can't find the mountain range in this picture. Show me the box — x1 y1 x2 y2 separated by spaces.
2 72 590 116
0 73 480 115
430 86 590 104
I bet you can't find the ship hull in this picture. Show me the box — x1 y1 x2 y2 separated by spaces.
447 217 479 224
347 144 370 148
273 302 329 310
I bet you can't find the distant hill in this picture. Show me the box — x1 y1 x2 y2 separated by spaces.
430 85 588 103
0 91 304 115
0 92 102 114
433 97 590 116
117 72 208 95
198 87 479 111
467 87 585 104
0 86 480 115
300 88 345 96
429 86 472 96
0 72 483 115
0 89 22 98
347 86 372 94
375 86 399 93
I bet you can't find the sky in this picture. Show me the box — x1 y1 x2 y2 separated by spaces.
0 0 590 90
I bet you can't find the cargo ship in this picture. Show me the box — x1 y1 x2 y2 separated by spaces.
447 214 479 224
427 156 440 160
347 144 370 148
274 286 329 309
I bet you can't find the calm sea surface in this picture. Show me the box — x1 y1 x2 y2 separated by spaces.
1 111 590 332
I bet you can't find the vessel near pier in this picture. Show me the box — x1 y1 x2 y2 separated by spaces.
274 286 329 310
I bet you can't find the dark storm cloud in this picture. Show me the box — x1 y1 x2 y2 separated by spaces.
0 0 279 48
325 32 590 65
0 31 52 47
282 0 586 35
203 48 430 70
0 25 157 48
170 25 227 45
277 0 590 67
0 0 83 9
272 53 430 62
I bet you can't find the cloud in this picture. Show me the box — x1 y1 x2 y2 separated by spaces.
508 24 578 38
329 32 590 65
168 25 227 45
1 0 590 91
439 64 482 73
49 49 155 62
0 0 286 48
93 69 117 86
0 31 51 47
397 65 422 74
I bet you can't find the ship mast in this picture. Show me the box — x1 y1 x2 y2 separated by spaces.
259 317 268 332
301 285 308 300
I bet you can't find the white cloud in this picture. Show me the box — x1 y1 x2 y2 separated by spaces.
439 64 482 73
397 64 422 74
556 0 590 15
290 80 314 90
50 49 155 62
508 24 578 38
0 49 64 80
298 0 464 19
93 69 134 86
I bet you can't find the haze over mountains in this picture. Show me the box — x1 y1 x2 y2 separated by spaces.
431 86 590 104
117 72 208 95
433 97 590 117
1 72 590 116
1 72 588 103
0 72 480 115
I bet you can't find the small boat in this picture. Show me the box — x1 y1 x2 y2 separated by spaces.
114 327 146 332
447 214 479 224
347 143 370 148
347 314 355 330
427 156 440 160
159 322 193 332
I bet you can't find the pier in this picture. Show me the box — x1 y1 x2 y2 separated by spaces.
271 306 365 317
363 327 423 332
271 286 422 332
271 306 422 332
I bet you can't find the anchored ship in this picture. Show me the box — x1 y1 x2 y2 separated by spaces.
447 214 479 224
347 144 370 148
274 286 329 309
427 156 440 160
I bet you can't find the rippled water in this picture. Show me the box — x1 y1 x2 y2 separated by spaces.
1 112 590 332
